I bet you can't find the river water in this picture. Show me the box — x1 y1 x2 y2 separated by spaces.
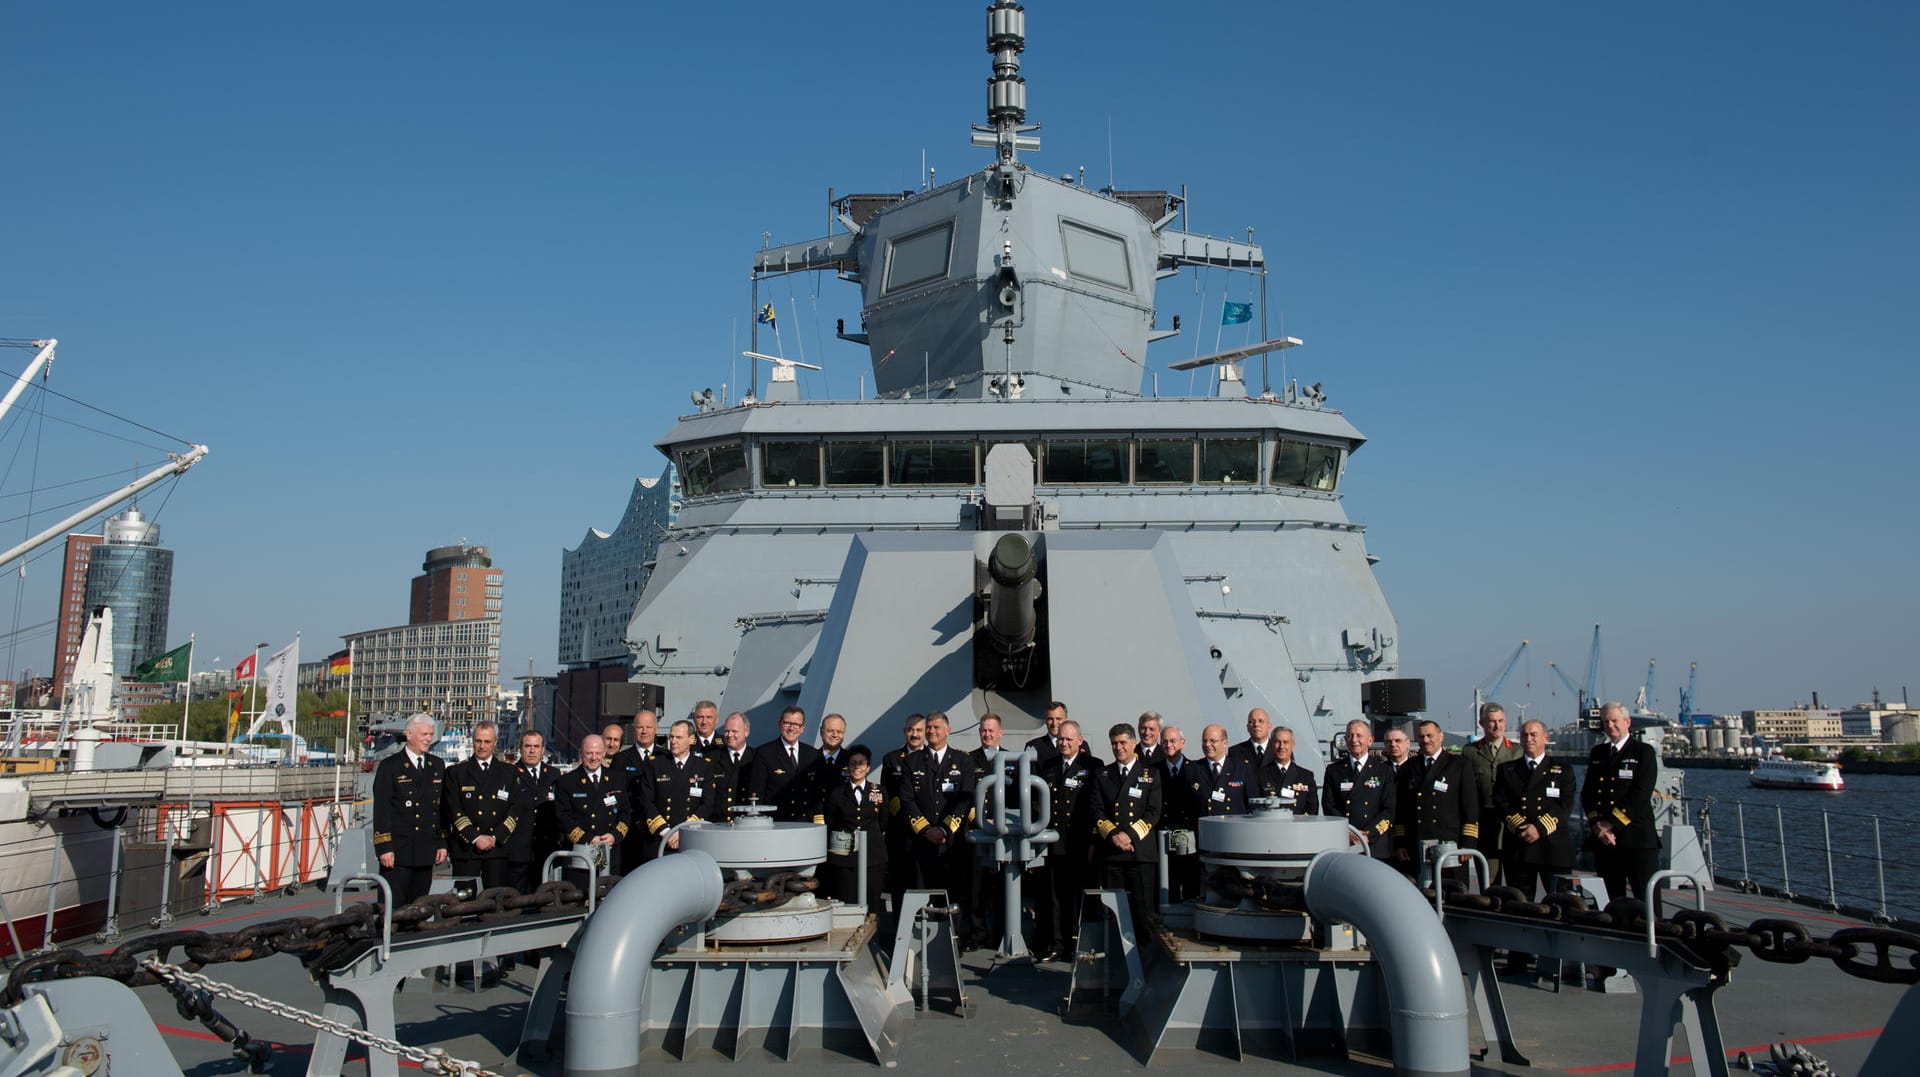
1653 767 1920 923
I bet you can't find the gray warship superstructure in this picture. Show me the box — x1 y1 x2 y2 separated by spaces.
628 3 1396 769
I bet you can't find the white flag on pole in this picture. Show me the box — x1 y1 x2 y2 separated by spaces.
258 636 300 743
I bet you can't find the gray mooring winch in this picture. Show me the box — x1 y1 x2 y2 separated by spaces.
1192 805 1353 941
671 807 846 944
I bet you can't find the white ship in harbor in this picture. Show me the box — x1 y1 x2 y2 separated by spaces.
1750 754 1845 791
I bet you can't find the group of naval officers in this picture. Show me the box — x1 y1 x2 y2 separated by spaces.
372 695 1658 969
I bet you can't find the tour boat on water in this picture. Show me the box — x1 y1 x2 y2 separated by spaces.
1749 755 1845 791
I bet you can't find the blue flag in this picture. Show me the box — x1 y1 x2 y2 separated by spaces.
757 304 777 326
1221 301 1253 326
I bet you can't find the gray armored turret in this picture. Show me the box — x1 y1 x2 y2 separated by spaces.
627 1 1405 772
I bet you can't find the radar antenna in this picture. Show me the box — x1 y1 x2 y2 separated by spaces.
971 1 1042 162
742 350 823 383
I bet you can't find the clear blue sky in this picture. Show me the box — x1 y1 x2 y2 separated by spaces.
2 2 1913 723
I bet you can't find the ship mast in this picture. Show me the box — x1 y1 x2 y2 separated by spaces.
971 1 1041 162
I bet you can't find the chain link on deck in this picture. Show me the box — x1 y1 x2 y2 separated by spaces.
1200 866 1920 985
138 959 508 1076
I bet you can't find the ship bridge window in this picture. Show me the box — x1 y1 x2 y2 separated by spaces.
1060 220 1133 290
1199 438 1260 484
890 440 976 485
1272 439 1342 491
825 442 885 486
1043 438 1129 484
1135 438 1194 484
884 223 954 294
761 440 821 488
678 442 749 497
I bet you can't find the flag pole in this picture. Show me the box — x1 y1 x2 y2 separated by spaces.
180 633 195 745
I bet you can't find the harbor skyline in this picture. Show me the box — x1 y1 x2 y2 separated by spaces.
0 3 1912 723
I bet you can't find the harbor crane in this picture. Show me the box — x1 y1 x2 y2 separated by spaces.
1677 661 1699 723
1472 640 1529 719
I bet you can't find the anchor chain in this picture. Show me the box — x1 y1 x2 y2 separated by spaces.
140 959 508 1077
1198 867 1920 985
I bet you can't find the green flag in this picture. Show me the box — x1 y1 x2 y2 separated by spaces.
131 641 193 683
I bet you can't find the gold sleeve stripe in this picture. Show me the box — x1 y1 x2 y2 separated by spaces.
616 822 630 837
646 815 667 833
909 816 928 834
1506 813 1526 832
1612 808 1632 826
1461 822 1480 839
811 815 825 824
373 831 392 844
503 817 518 833
944 815 964 833
1130 819 1152 840
567 827 585 843
1541 816 1559 834
1375 819 1391 835
1095 820 1117 838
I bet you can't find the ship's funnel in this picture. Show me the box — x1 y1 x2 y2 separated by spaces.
986 533 1040 654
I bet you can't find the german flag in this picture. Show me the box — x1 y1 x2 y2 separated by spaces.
328 650 351 676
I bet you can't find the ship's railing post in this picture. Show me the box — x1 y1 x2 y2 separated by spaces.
1821 810 1838 911
96 822 125 942
37 830 63 954
1775 805 1793 899
1737 802 1752 890
1873 818 1889 924
1696 798 1716 879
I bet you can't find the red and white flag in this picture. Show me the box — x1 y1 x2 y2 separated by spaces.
234 654 257 680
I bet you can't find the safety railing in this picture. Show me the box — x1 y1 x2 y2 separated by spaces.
1676 794 1919 926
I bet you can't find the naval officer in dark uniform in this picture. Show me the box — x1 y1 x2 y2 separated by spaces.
1034 720 1097 961
441 720 522 892
1402 719 1480 885
881 714 927 916
1495 718 1579 974
1323 719 1396 859
818 745 888 913
1094 722 1162 937
555 733 631 877
1256 726 1319 815
748 706 822 820
903 711 978 938
639 720 722 853
1493 719 1578 898
372 713 447 905
1583 702 1659 903
511 729 561 892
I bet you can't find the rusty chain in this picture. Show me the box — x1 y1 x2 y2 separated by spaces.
1198 866 1920 985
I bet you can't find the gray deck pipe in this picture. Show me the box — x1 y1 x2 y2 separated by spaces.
564 848 724 1077
1303 850 1469 1076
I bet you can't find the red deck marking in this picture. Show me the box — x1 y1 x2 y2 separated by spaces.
1563 1026 1883 1073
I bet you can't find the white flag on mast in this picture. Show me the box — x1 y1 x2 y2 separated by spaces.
257 636 300 741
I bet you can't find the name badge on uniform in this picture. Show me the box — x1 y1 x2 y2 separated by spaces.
1340 780 1355 792
688 785 704 798
1065 777 1082 789
495 789 511 801
1619 768 1635 779
1434 780 1449 792
602 794 618 807
1210 789 1226 802
1128 785 1143 799
941 780 956 793
546 790 556 801
1546 787 1561 798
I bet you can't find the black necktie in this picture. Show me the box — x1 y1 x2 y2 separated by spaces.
732 751 741 765
1426 755 1435 769
1211 761 1220 781
1528 757 1538 772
